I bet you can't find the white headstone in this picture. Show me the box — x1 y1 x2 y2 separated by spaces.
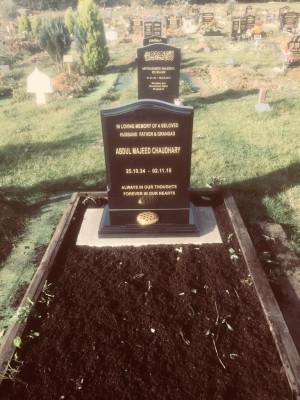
105 28 118 41
27 68 53 105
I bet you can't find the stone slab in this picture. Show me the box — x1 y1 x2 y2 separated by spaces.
76 207 222 247
255 103 271 112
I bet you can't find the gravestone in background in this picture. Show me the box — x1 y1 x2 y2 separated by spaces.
143 35 168 46
143 17 164 38
99 99 199 234
137 43 180 103
231 18 240 40
104 7 113 20
166 16 182 36
280 12 299 33
200 12 215 25
278 5 290 21
143 20 153 37
245 14 256 32
131 16 142 35
246 6 252 15
288 35 300 63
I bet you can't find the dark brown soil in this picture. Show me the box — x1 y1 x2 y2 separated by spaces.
0 196 293 400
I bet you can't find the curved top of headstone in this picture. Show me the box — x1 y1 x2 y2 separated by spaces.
27 67 53 93
101 99 193 117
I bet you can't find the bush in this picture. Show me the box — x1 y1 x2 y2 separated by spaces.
75 0 109 75
38 17 71 69
18 12 31 36
65 7 75 35
52 72 98 97
30 15 42 38
12 85 29 103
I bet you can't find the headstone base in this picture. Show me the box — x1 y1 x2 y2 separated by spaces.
99 203 201 235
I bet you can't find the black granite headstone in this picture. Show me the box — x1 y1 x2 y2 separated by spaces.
201 12 215 25
99 99 199 234
137 43 180 103
231 17 240 40
153 20 163 37
144 21 153 38
245 15 256 31
143 17 164 38
288 35 300 63
143 35 168 46
280 12 299 32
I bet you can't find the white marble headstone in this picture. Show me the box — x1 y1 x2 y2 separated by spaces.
27 68 53 105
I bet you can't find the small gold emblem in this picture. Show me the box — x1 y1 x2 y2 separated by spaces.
137 211 159 226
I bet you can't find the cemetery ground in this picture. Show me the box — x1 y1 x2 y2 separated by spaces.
0 4 300 397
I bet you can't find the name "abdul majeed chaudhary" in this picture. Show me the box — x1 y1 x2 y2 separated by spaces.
115 147 181 155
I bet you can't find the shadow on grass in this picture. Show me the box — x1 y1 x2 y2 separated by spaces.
180 57 199 69
186 88 258 109
104 61 136 75
224 162 300 197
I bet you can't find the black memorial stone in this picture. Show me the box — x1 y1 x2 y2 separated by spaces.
231 17 240 40
143 35 168 46
153 20 163 37
144 21 153 38
143 17 164 38
137 43 180 103
280 12 299 33
201 12 215 25
99 99 199 234
288 35 300 63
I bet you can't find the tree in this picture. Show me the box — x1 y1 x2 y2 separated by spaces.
38 17 71 69
18 11 31 35
30 15 42 38
226 0 236 16
75 0 109 75
13 0 77 10
65 7 75 35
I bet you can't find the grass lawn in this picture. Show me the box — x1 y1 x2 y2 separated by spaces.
0 10 300 331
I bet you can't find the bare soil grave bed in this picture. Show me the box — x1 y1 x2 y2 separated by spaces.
0 191 299 400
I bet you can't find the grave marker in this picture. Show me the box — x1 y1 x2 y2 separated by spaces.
232 14 256 40
280 11 299 33
99 99 200 234
137 43 180 103
27 67 53 105
143 17 164 38
287 35 300 64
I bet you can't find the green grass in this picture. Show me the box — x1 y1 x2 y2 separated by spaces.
0 22 300 331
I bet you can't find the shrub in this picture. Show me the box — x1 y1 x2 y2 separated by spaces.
30 15 42 38
12 85 29 103
74 0 109 75
18 12 31 36
65 7 75 35
38 17 71 69
52 72 98 97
